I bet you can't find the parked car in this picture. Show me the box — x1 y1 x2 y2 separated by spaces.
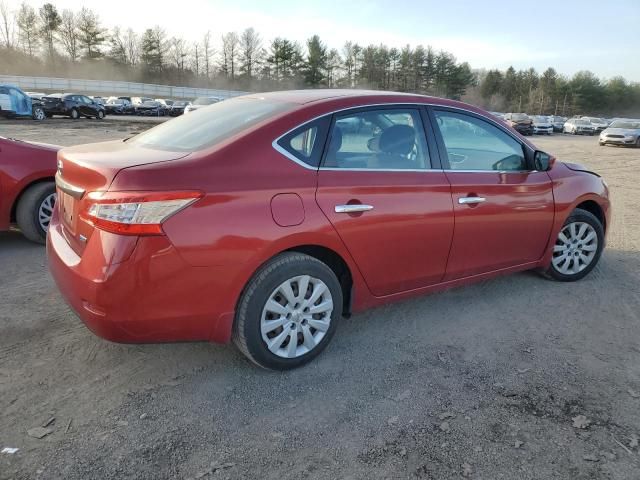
90 96 106 106
0 84 46 121
48 90 610 370
1 136 59 242
563 118 596 135
548 116 567 132
42 93 106 119
169 100 191 116
503 112 533 135
136 100 169 116
105 97 134 115
26 91 47 101
532 115 553 135
598 119 640 147
582 117 609 132
155 99 173 107
184 96 222 114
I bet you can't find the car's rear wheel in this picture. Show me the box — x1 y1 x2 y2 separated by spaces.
233 252 343 370
16 182 56 244
636 137 640 148
70 108 79 119
545 208 604 282
96 110 104 120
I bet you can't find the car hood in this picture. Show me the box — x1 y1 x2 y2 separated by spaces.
603 127 639 135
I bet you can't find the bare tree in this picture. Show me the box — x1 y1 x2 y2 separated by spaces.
239 27 261 79
124 28 139 66
16 2 38 56
169 36 187 70
58 9 78 61
202 30 213 79
221 31 239 79
0 0 16 48
191 42 200 77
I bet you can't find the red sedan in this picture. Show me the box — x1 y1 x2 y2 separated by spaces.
1 136 59 243
47 90 610 369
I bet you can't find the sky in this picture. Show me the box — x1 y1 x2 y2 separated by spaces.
16 0 640 81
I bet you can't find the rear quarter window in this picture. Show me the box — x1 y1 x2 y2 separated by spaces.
275 117 330 168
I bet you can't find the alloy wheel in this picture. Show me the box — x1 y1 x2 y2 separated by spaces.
38 193 56 232
551 222 598 275
260 275 333 359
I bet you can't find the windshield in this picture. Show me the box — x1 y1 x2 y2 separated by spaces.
128 97 294 151
193 97 219 106
511 113 529 121
610 121 640 129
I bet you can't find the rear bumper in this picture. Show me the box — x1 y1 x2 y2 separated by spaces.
47 212 240 344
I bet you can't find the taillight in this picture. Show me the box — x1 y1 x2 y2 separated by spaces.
81 191 202 235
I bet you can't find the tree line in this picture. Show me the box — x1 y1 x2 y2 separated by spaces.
1 1 638 116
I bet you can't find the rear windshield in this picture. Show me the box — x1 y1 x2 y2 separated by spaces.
128 97 294 151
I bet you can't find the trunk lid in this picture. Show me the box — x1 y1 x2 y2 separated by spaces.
56 140 191 255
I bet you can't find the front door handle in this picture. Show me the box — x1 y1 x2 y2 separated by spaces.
335 204 374 213
458 196 486 205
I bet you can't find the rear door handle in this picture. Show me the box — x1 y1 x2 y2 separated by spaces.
335 204 374 213
458 196 486 205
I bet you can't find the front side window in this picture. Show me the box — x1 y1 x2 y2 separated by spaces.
323 109 430 170
434 111 527 171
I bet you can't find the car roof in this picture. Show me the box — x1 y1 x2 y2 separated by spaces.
243 89 465 107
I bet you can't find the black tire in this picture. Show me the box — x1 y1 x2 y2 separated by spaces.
544 208 604 282
32 106 46 121
233 252 343 370
636 137 640 148
70 108 79 119
96 110 104 120
16 182 56 244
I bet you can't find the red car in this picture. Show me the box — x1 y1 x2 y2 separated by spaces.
47 90 610 370
1 136 59 243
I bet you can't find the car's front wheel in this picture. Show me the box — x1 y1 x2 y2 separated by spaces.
545 208 604 282
233 252 343 370
96 110 104 120
70 108 79 119
32 106 46 121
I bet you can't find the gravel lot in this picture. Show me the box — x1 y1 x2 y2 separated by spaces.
1 118 639 479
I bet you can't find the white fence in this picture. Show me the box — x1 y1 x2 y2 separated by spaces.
0 75 247 100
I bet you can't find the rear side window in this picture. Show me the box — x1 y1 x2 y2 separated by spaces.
276 118 330 167
129 97 295 152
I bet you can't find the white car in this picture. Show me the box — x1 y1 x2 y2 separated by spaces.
599 119 640 147
563 119 596 135
532 115 553 135
184 96 223 114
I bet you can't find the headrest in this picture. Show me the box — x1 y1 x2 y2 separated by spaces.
379 125 415 155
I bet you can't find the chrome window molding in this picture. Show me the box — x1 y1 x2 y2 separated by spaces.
271 101 531 173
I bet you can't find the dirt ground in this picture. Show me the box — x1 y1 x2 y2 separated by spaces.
1 118 639 480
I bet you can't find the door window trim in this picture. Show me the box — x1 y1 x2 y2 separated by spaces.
271 102 531 172
427 106 536 173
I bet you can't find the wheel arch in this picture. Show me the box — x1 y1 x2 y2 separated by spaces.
575 199 606 232
10 177 55 223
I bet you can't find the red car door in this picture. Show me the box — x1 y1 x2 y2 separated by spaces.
314 107 454 297
430 108 555 280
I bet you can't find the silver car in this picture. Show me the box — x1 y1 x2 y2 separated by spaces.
599 119 640 147
532 115 553 135
563 118 596 135
582 116 609 132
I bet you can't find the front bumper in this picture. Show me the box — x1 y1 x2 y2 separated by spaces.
47 212 238 344
600 136 637 145
512 124 533 135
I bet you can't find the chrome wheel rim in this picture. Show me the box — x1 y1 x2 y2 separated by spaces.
551 222 598 275
38 193 56 232
34 108 45 120
261 275 333 359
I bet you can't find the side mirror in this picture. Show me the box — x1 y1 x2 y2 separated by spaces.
534 150 556 171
